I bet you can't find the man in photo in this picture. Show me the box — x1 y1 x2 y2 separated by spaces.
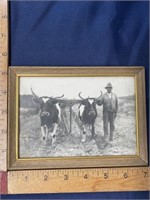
97 83 118 141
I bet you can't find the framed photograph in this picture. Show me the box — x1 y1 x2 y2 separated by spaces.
8 67 148 170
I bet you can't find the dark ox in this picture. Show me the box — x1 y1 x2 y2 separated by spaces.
31 88 64 146
78 92 102 142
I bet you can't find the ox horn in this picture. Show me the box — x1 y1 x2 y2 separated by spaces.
31 88 39 98
54 94 64 99
96 91 103 100
78 92 86 100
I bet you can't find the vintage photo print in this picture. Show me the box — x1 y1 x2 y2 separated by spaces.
19 76 137 158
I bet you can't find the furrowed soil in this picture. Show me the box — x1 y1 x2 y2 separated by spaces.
19 96 137 158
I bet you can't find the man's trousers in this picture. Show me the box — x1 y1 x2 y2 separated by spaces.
103 111 115 141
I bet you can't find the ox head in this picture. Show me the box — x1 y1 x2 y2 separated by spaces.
78 91 103 117
31 88 64 118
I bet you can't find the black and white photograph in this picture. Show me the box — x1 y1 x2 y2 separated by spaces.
19 76 137 158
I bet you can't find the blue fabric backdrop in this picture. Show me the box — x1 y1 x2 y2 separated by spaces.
3 0 150 199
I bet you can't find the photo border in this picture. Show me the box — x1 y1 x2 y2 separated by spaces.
8 67 148 170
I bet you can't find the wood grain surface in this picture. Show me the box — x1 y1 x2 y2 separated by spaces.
8 167 150 194
0 172 7 194
0 0 8 172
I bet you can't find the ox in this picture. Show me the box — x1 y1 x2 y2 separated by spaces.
31 88 64 146
78 92 102 142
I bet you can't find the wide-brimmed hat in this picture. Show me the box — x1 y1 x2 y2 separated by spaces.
105 83 113 88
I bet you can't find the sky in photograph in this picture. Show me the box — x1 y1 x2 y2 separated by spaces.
20 76 135 99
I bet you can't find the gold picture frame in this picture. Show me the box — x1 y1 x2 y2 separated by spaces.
8 66 148 170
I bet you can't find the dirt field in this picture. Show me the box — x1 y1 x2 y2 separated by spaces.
19 96 137 158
